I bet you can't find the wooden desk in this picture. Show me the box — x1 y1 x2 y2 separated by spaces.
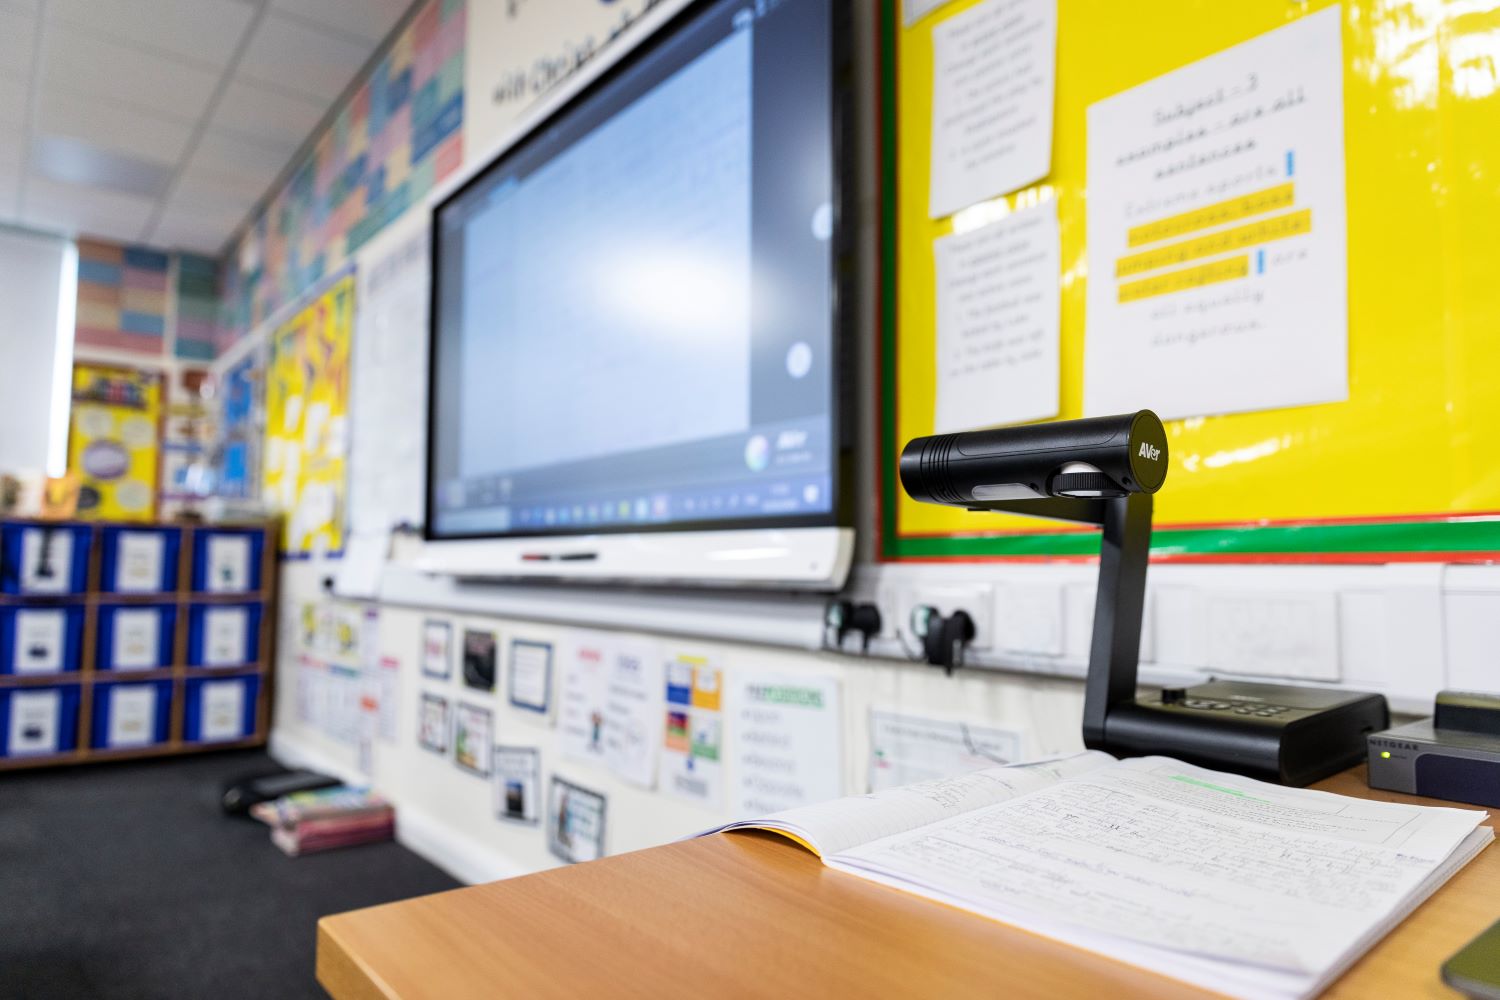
317 767 1499 999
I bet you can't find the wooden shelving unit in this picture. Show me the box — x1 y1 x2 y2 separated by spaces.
0 518 277 772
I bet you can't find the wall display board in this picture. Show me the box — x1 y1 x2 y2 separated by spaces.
881 0 1500 562
264 273 355 557
219 348 264 501
68 364 163 522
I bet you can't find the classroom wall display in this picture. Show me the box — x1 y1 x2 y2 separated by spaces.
882 0 1500 562
463 0 663 153
263 273 354 556
493 745 541 824
547 776 607 864
218 346 264 500
68 363 163 521
659 652 724 808
74 240 169 356
453 702 491 776
507 639 553 717
222 0 465 338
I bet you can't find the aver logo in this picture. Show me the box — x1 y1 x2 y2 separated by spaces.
1138 442 1161 461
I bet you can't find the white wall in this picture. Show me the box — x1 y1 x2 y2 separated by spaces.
0 226 72 476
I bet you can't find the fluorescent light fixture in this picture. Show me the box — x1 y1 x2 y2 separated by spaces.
48 241 78 478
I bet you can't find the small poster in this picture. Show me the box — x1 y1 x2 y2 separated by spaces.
730 673 843 816
869 709 1024 791
548 776 606 864
421 619 452 679
205 534 253 592
659 653 724 808
602 642 663 789
558 634 609 765
454 702 492 777
462 628 497 692
115 531 166 592
19 528 73 595
112 608 161 670
203 606 250 667
493 745 541 825
419 691 450 754
107 685 158 748
7 688 61 755
200 679 247 741
13 608 65 675
508 639 552 716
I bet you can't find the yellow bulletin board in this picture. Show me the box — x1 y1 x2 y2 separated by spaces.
264 271 354 557
880 0 1500 563
68 363 163 521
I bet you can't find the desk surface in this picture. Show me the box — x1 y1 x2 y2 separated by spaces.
317 767 1499 999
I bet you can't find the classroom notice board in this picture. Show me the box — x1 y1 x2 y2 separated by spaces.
881 0 1500 563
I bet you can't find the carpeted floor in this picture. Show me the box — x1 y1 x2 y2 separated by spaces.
0 750 459 1000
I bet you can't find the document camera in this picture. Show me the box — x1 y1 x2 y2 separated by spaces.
900 410 1387 786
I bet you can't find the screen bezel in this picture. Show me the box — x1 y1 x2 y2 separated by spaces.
423 0 855 545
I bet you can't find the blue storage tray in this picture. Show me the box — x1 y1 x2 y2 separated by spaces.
0 604 85 675
99 525 182 594
90 679 173 749
96 603 177 672
183 675 260 743
0 523 92 595
0 683 80 757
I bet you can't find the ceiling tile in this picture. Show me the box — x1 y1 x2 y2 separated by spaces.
0 75 26 129
236 12 371 103
169 167 262 218
190 127 296 189
211 77 327 153
46 0 254 70
37 90 193 166
21 175 155 243
0 8 37 81
270 0 410 44
41 23 220 125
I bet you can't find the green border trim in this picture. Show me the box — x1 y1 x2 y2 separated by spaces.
888 519 1500 559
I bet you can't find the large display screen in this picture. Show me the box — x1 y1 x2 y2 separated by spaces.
427 0 842 541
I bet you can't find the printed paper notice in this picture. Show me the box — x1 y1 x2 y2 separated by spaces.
203 607 249 667
930 0 1056 218
508 639 553 716
108 685 158 748
8 688 61 755
731 673 843 816
112 608 162 670
114 531 165 592
602 642 663 789
868 709 1024 791
558 634 609 766
934 201 1060 432
1083 7 1347 419
13 609 65 675
205 534 252 592
659 654 724 808
200 680 246 741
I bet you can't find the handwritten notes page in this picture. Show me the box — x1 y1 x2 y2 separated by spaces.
933 200 1060 432
930 0 1057 219
828 756 1490 1000
710 751 1113 857
1083 7 1347 419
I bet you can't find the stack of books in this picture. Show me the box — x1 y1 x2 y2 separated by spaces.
251 786 395 857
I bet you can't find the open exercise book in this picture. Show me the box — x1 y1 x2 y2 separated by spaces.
707 752 1492 1000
